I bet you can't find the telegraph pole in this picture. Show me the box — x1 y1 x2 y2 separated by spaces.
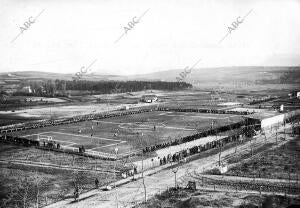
114 147 119 208
218 142 222 166
172 163 179 189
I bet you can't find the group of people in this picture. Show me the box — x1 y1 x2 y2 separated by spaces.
156 107 251 115
159 152 182 165
79 145 86 153
0 134 66 150
143 120 252 154
157 140 222 166
1 106 252 135
42 141 60 149
1 107 155 134
157 134 242 167
0 135 40 146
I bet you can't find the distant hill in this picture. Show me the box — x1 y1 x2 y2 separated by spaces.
127 66 300 84
0 71 127 82
1 66 299 85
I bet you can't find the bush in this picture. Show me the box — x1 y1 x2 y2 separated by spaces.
239 203 259 208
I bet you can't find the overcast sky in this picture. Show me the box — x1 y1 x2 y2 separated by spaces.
0 0 299 75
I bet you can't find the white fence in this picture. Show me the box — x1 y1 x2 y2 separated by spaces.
59 145 117 160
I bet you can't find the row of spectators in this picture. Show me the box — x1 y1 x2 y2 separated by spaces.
157 134 240 167
142 120 258 153
0 135 63 149
0 107 155 134
0 135 88 155
0 106 253 134
156 107 252 115
0 135 40 146
249 97 276 105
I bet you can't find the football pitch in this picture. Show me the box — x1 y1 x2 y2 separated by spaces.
14 111 243 154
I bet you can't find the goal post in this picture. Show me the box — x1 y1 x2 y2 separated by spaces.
37 135 53 141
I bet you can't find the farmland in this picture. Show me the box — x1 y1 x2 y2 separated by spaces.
225 136 300 180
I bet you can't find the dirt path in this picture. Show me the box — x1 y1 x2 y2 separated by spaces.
45 125 296 208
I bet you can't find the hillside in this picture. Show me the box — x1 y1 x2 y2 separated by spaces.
1 66 299 86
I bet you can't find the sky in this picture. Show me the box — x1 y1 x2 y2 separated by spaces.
0 0 299 75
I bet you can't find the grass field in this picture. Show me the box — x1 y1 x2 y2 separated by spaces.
9 111 244 155
0 144 123 207
0 165 115 208
225 136 300 180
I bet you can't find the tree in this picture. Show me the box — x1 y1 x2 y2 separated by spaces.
136 135 149 204
2 172 44 208
44 80 56 96
71 170 85 202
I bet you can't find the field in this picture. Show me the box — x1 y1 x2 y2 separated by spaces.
0 89 254 127
134 188 300 208
225 136 300 180
0 144 123 208
0 165 115 208
9 111 244 155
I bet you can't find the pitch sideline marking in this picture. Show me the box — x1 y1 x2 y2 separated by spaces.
22 131 122 142
49 131 123 142
89 143 121 150
96 120 195 131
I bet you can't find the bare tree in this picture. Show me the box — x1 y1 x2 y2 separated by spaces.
228 119 238 153
2 173 44 208
71 170 85 202
218 142 222 166
113 147 119 208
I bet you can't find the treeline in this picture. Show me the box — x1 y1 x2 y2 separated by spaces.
12 80 66 97
13 80 191 97
65 80 192 93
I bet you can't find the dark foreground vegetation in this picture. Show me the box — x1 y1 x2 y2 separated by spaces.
0 144 119 208
226 136 300 180
134 187 300 208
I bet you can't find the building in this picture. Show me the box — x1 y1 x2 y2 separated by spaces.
141 95 158 103
19 86 32 94
245 109 300 130
288 91 300 99
245 110 284 130
24 97 43 102
120 105 129 110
